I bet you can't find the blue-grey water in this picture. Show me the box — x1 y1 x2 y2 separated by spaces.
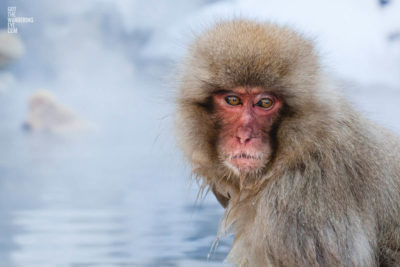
0 76 232 266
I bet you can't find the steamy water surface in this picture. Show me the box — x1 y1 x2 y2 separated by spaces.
0 77 232 266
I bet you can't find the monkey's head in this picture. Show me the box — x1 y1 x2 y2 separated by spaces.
176 20 322 188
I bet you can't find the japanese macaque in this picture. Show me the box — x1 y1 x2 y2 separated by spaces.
176 20 400 266
23 89 88 134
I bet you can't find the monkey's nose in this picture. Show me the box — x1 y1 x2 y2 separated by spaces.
236 127 253 144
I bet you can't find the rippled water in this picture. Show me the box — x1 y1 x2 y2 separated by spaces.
0 207 230 266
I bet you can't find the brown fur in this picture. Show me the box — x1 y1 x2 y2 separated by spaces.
175 19 400 266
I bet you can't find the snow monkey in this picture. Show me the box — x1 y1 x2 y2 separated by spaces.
176 20 400 266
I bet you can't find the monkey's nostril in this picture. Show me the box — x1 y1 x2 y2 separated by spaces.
237 136 251 144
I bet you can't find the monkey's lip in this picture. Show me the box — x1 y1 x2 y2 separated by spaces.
228 153 261 160
227 153 262 170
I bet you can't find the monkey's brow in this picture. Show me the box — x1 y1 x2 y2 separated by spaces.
214 89 234 95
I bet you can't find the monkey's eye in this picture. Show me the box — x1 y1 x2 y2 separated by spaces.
256 98 274 109
225 96 241 106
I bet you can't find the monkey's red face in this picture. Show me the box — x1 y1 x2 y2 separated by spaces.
213 87 282 174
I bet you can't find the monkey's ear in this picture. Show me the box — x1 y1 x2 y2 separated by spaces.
212 186 230 208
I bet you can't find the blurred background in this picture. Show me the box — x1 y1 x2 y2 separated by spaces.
0 0 399 266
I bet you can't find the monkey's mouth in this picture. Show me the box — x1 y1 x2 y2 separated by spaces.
229 153 261 160
227 153 262 171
